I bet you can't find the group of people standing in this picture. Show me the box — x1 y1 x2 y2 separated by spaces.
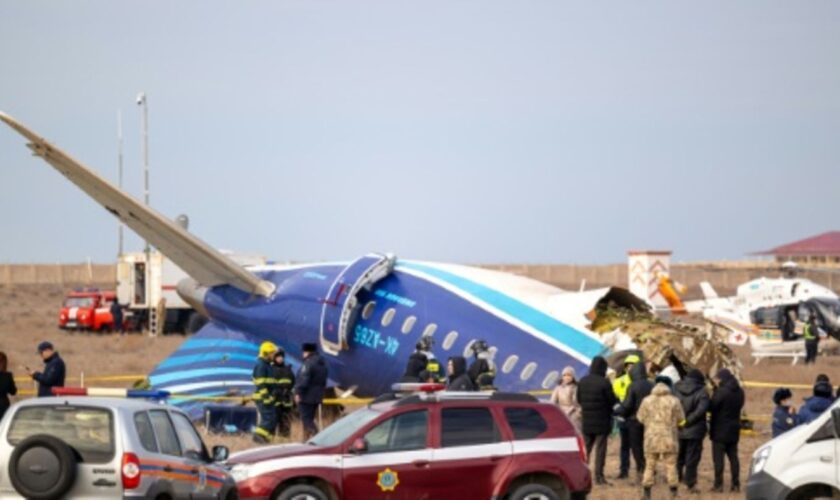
0 341 67 421
773 373 840 437
551 353 745 498
252 341 327 443
401 336 496 392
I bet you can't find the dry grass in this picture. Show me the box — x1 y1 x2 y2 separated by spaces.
2 284 836 498
0 283 184 393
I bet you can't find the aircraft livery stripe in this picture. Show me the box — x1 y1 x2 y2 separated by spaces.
161 381 254 394
156 352 258 370
178 338 259 352
396 262 603 359
150 368 252 386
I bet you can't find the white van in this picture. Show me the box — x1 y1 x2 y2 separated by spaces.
747 400 840 499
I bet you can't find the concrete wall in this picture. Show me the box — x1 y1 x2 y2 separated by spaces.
1 263 836 298
478 263 839 298
0 264 116 286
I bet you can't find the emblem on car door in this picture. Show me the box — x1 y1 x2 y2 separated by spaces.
376 468 399 492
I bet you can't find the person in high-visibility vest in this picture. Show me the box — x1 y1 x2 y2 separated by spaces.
613 353 640 479
252 341 279 443
803 312 820 364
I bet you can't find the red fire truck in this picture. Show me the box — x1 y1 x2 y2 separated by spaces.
58 289 118 332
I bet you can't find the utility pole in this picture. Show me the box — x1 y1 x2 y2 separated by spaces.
117 109 124 256
137 92 156 336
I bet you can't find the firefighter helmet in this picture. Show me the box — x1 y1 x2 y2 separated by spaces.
259 341 278 358
416 336 434 351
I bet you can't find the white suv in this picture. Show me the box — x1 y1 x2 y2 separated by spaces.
0 397 236 500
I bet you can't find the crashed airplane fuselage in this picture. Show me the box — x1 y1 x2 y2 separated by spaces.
1 112 614 416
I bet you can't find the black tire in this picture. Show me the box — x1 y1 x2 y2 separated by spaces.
186 312 208 334
8 434 77 500
276 484 329 500
510 483 562 500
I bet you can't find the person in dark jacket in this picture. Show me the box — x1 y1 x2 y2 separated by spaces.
0 352 17 421
577 356 617 485
617 361 652 480
272 349 296 438
27 341 65 398
446 356 475 391
109 300 124 335
675 369 709 492
709 368 744 493
467 340 496 390
772 388 802 437
294 343 328 439
400 349 428 383
799 379 835 424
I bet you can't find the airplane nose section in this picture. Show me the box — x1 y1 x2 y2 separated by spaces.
176 278 210 318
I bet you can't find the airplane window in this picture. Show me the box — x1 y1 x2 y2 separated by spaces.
502 355 519 374
542 370 560 389
381 308 396 327
401 316 417 335
443 331 459 350
520 362 537 381
422 323 438 337
462 340 477 358
362 301 376 320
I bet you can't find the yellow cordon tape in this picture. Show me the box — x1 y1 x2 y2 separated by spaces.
743 380 813 390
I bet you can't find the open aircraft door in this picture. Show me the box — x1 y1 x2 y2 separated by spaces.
319 253 396 355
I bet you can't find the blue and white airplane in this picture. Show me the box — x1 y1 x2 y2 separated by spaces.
1 112 622 417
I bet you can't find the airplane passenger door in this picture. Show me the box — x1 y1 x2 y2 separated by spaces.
320 253 396 356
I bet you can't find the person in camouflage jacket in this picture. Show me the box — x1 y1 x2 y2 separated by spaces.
637 381 685 499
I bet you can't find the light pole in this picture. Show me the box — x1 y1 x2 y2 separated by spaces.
117 109 124 256
136 92 153 335
137 92 150 218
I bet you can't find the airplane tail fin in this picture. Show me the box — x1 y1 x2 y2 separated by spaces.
700 282 719 300
0 112 274 297
147 321 278 419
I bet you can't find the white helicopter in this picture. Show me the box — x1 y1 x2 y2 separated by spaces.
686 262 840 362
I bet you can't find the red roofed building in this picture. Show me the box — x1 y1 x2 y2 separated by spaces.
754 231 840 266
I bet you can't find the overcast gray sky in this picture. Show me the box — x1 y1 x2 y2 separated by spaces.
1 1 838 264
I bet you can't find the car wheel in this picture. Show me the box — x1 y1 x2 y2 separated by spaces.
276 484 329 500
510 483 562 500
8 434 78 500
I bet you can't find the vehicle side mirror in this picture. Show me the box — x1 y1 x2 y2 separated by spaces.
349 438 368 455
832 409 840 438
212 445 230 462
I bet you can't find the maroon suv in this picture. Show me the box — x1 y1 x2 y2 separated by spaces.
229 387 591 500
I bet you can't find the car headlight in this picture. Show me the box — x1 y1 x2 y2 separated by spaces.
229 464 251 483
752 446 772 474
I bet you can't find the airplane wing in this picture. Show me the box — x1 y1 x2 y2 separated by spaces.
0 111 274 297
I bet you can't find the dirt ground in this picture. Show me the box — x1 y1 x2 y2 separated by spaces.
0 284 184 393
2 283 837 498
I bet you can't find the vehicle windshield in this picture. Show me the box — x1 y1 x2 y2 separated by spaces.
307 407 382 447
8 405 114 463
64 297 95 308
